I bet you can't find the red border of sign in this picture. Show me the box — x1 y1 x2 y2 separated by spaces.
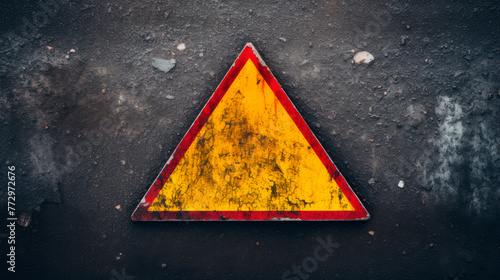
132 43 370 221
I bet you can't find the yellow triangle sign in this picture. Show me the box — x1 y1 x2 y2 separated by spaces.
132 43 369 221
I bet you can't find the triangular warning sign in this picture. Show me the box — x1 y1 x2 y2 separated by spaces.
132 43 369 221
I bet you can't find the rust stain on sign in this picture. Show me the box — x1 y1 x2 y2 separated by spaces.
132 43 369 221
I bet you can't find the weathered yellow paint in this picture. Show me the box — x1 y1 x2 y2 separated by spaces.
149 60 354 212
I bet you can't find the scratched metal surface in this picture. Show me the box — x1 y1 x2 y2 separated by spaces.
1 0 499 279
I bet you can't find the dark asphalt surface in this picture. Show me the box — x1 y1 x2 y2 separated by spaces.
1 0 499 279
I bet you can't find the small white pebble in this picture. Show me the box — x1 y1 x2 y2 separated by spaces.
115 205 121 210
398 180 405 188
353 51 374 65
368 231 375 236
177 43 186 51
69 49 76 53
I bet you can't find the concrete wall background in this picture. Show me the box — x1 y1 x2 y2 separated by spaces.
1 0 499 279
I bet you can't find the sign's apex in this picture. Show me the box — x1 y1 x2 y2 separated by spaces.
244 42 256 48
242 42 266 67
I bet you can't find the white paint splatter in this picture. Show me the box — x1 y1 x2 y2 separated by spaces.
427 96 464 197
468 122 500 213
425 96 500 213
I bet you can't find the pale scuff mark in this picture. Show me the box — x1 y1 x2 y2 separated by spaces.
28 134 63 208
